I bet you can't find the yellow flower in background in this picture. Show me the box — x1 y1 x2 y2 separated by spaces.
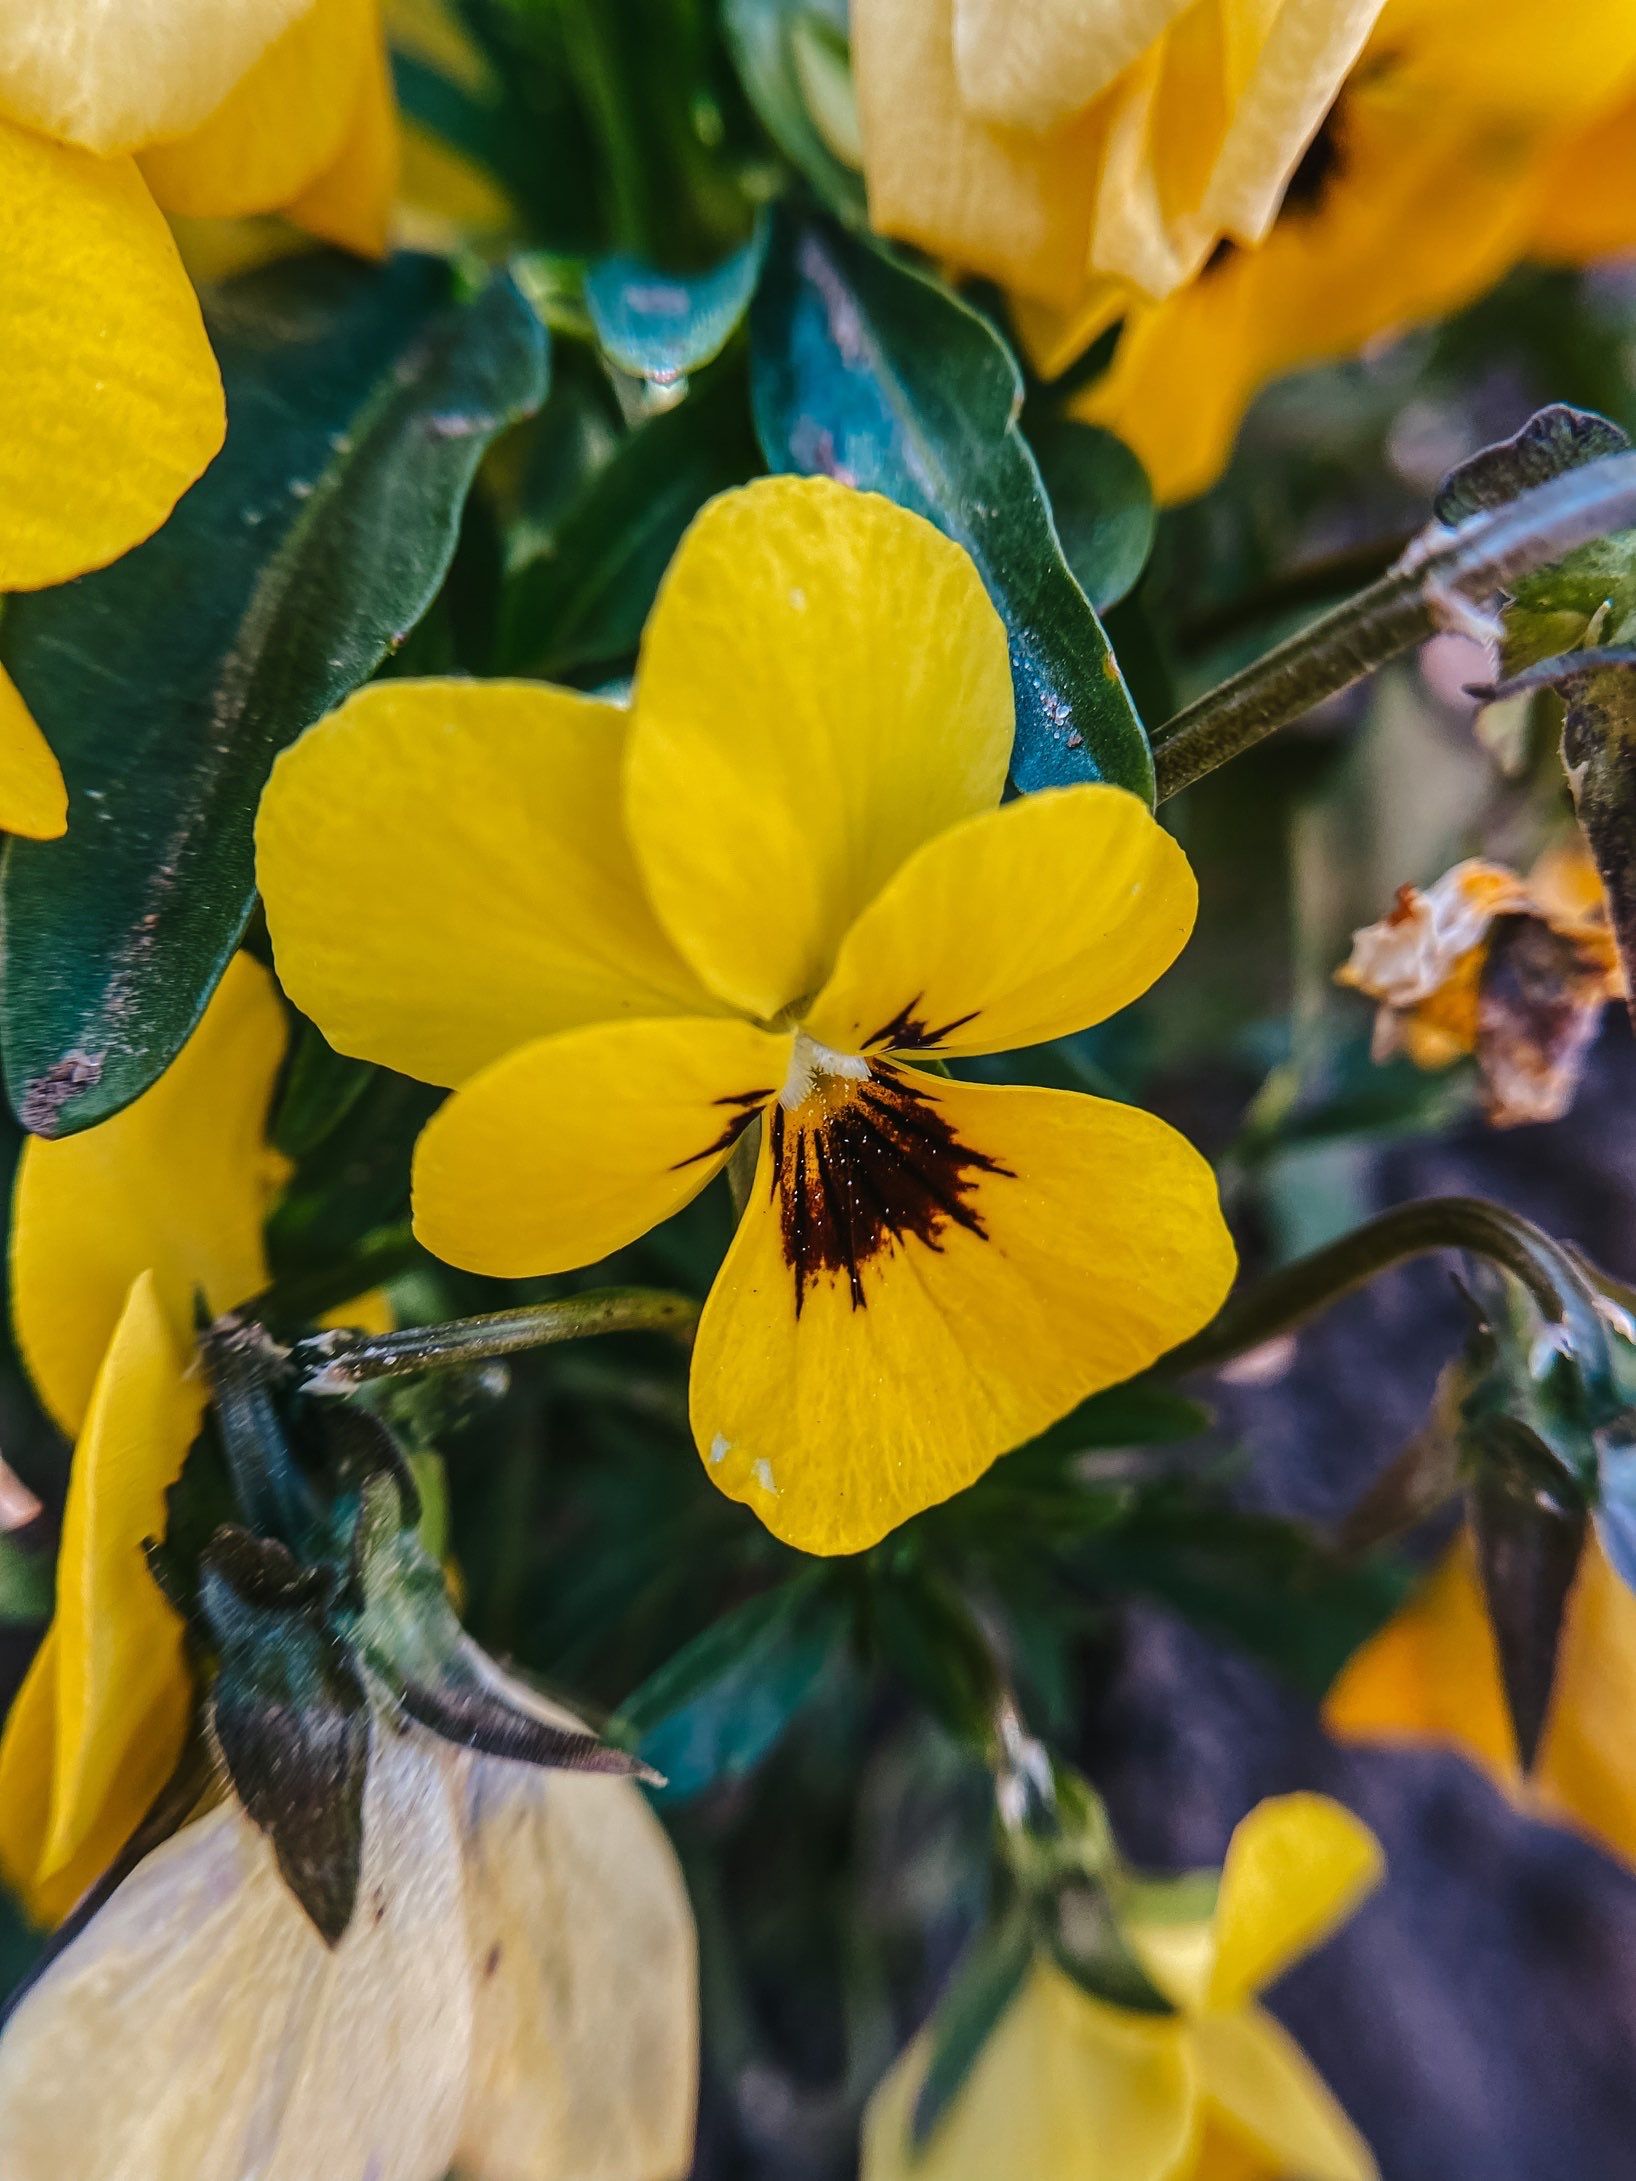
1335 843 1623 1127
258 476 1236 1557
864 1794 1383 2181
0 1704 698 2181
1070 0 1636 501
852 0 1385 319
0 0 399 841
0 954 293 1922
1326 1530 1636 1870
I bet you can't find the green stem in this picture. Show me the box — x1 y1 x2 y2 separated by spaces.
1168 1195 1608 1377
1153 451 1636 801
293 1287 700 1392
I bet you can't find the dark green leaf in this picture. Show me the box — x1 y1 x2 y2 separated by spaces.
614 1573 847 1802
1027 418 1155 612
1044 1875 1176 2015
1 252 548 1136
910 1909 1032 2152
497 358 759 676
1470 1441 1588 1774
0 1532 47 1627
751 217 1153 798
1435 404 1629 525
201 1527 371 1946
723 0 866 219
586 217 769 386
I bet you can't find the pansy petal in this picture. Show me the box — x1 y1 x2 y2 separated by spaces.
1207 1794 1383 2010
287 14 399 259
951 0 1191 129
10 1274 198 1923
453 1747 698 2179
0 120 225 592
0 0 313 156
412 1019 793 1279
692 1070 1234 1554
803 786 1196 1061
861 1961 1196 2181
138 0 374 221
0 1730 472 2177
259 682 724 1091
853 0 1109 306
626 478 1014 1022
0 1634 60 1918
11 952 285 1440
0 664 67 841
1193 2006 1377 2181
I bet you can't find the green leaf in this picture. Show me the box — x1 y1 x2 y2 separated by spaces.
750 217 1153 799
0 1532 48 1627
1027 418 1155 612
723 0 866 220
585 216 769 387
613 1573 847 1802
1 252 548 1137
200 1527 372 1946
910 1909 1032 2152
497 357 759 677
1470 1440 1588 1773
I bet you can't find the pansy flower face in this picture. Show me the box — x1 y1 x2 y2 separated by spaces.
258 477 1235 1555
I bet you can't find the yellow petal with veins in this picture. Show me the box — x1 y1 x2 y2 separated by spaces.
411 1018 793 1279
626 478 1014 1022
692 1070 1234 1554
0 0 314 156
0 119 224 592
138 0 374 221
260 682 727 1091
11 954 285 1440
861 1960 1196 2181
0 1272 198 1924
803 785 1196 1062
0 664 67 841
1205 1794 1383 2011
951 0 1192 130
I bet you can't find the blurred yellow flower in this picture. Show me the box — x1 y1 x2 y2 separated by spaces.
0 954 300 1923
1326 1529 1636 1869
0 0 399 840
1336 842 1622 1126
1069 0 1636 499
863 1794 1383 2181
258 475 1236 1557
0 1704 698 2181
852 1 1385 317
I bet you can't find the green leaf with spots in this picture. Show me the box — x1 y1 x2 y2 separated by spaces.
1 251 548 1137
750 216 1153 798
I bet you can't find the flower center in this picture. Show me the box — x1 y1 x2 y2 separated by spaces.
768 1043 1011 1316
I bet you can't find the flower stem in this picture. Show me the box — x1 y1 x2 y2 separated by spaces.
1152 451 1636 801
1167 1194 1610 1378
293 1287 700 1392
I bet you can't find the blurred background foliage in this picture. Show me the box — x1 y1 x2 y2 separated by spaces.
9 1 1636 2174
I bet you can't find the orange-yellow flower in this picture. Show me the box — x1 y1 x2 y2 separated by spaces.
258 476 1237 1556
1327 1529 1636 1869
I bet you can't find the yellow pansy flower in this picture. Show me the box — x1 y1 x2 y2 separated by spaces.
864 1794 1383 2181
1326 1529 1636 1869
0 952 301 1922
257 476 1236 1557
0 1702 698 2181
1068 0 1636 501
852 0 1386 318
0 0 399 840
